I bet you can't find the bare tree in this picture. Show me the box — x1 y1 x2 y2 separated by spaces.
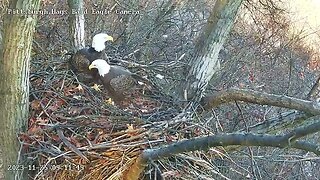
0 0 40 179
181 0 243 101
68 0 85 50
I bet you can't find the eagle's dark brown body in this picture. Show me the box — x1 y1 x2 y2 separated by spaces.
101 65 138 102
69 47 107 84
89 59 152 103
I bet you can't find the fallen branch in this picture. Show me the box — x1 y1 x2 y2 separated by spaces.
201 88 320 115
141 120 320 163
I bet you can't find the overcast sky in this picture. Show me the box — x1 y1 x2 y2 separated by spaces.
286 0 320 48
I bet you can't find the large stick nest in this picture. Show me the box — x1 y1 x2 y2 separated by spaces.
25 51 224 180
25 53 168 179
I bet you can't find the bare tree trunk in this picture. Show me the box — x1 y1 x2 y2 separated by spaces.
0 29 2 52
68 0 85 50
181 0 243 101
307 75 320 100
0 0 40 179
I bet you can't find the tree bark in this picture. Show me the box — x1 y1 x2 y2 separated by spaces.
307 75 320 100
0 0 40 179
68 0 85 50
182 0 243 101
201 88 320 115
0 29 2 52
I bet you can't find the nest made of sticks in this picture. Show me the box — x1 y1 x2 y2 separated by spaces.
23 54 224 180
24 53 171 179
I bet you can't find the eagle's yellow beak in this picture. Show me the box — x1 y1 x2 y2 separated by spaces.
88 64 95 70
105 35 114 42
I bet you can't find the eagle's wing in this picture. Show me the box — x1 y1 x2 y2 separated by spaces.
69 48 100 84
110 75 136 93
69 48 91 73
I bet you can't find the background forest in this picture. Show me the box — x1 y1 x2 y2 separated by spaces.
0 0 320 179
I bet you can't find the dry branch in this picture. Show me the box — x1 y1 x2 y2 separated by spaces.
56 128 88 162
202 88 320 115
141 120 320 163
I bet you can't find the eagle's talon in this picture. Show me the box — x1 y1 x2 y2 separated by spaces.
91 84 102 92
105 98 115 105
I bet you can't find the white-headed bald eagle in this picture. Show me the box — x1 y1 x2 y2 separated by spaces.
88 59 145 102
69 33 114 90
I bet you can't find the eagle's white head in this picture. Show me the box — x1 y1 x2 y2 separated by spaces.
92 33 114 52
88 59 111 77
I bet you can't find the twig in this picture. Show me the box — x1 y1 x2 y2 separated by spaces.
56 128 89 162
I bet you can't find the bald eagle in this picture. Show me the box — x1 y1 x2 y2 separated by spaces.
69 33 114 90
88 59 144 102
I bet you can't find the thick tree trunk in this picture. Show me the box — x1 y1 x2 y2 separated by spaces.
68 0 85 50
182 0 243 101
0 0 40 179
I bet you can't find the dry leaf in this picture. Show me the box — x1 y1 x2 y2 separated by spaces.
30 99 42 110
76 84 83 92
